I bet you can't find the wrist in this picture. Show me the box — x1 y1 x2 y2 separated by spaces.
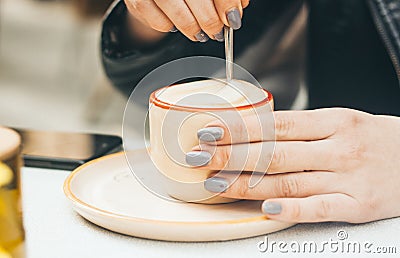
126 12 167 44
102 0 176 59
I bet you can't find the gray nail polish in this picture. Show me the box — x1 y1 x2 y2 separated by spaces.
186 151 212 166
262 202 282 215
170 26 178 33
197 127 224 142
195 31 209 42
214 29 224 42
226 8 242 30
204 177 229 193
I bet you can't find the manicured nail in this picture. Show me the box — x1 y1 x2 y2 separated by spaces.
195 31 209 42
197 127 224 142
214 29 224 42
170 26 178 33
262 201 282 215
185 151 212 166
204 177 228 193
226 8 242 30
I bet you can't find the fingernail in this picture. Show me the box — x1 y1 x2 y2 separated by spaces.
262 201 282 215
214 29 224 42
170 26 178 33
195 31 209 42
226 8 242 30
197 127 224 142
185 151 212 166
204 177 229 193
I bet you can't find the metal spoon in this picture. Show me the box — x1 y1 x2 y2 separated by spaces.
224 26 234 81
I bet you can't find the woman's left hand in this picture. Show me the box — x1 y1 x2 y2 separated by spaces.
186 108 400 223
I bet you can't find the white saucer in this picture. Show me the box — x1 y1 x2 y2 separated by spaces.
63 149 294 242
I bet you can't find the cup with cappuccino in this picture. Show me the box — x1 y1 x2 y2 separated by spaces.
149 79 273 203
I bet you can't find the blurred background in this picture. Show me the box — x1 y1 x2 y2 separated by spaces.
0 0 308 139
0 0 125 136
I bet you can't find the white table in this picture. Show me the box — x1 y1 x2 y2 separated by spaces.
22 167 400 258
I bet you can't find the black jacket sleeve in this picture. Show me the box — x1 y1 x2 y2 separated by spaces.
101 1 227 97
101 0 299 97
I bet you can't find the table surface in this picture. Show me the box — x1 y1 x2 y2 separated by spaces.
22 166 400 258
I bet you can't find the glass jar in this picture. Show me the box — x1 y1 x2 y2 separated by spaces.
0 127 25 258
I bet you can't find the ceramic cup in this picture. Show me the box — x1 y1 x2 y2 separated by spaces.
149 79 273 203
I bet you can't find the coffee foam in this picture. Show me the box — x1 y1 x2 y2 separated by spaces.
155 79 267 108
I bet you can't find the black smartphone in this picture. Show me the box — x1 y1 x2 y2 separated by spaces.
14 129 122 170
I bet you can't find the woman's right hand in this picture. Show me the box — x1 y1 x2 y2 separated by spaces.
124 0 249 42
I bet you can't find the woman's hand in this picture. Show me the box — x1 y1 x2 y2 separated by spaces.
186 108 400 223
124 0 249 42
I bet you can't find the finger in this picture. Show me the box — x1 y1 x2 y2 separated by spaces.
199 110 274 145
262 194 361 223
189 140 334 173
204 171 340 200
214 0 243 29
241 0 250 8
154 0 205 42
200 109 339 145
126 0 174 32
184 0 224 41
273 109 339 141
